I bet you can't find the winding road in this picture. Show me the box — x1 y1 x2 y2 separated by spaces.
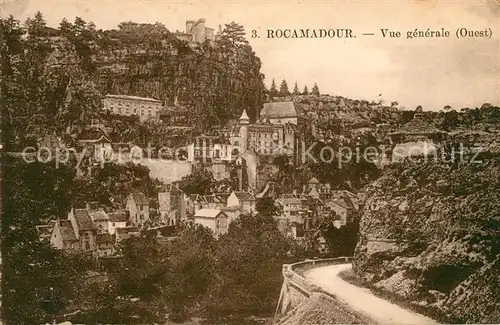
304 264 439 325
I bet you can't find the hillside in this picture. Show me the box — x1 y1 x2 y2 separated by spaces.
1 15 264 151
353 153 500 323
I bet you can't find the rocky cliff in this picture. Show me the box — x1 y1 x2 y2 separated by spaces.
353 154 500 323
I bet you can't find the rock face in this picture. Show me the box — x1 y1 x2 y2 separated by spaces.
353 157 500 323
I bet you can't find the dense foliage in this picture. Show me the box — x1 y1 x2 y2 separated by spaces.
1 14 265 151
354 152 500 323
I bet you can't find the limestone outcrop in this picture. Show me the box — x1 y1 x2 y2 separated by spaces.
353 157 500 323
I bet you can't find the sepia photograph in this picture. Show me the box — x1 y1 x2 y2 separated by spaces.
0 0 499 324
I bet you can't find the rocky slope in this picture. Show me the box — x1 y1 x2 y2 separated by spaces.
353 153 500 323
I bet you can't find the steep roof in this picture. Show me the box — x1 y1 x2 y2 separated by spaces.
214 193 230 203
308 177 319 184
131 192 149 205
261 101 297 119
164 183 183 194
239 109 250 121
194 209 226 219
233 191 256 201
60 220 78 241
74 209 96 231
108 211 128 223
88 209 109 221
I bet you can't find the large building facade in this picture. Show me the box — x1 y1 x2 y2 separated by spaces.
103 94 162 122
187 106 302 163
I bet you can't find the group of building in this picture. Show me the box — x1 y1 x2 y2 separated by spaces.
36 172 361 257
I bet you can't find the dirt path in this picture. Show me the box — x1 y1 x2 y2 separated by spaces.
304 264 439 325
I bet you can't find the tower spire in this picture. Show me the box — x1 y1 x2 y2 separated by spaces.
239 109 250 124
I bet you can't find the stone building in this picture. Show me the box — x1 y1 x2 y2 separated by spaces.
173 18 219 45
103 94 162 122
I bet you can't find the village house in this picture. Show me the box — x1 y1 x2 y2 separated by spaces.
193 209 229 237
126 192 150 229
50 219 80 253
186 193 229 215
158 183 187 226
77 128 113 163
88 208 110 234
115 226 140 242
36 221 56 244
108 211 128 235
69 208 98 253
227 191 256 214
96 233 116 257
324 196 355 228
50 208 99 254
277 194 308 223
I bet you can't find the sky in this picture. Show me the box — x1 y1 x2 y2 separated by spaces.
2 0 499 111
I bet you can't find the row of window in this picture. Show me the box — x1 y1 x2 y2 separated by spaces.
250 132 275 139
111 106 158 116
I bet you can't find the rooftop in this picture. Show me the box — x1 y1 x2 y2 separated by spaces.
105 94 162 103
131 192 149 205
308 177 319 184
74 209 97 231
233 191 256 201
194 209 225 219
261 101 298 119
108 211 128 223
60 219 78 241
88 209 109 221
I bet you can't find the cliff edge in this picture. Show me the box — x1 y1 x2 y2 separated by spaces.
353 155 499 323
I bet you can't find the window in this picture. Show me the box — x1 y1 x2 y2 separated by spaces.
112 222 115 226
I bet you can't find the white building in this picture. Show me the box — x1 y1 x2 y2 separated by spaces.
193 209 229 237
103 94 162 122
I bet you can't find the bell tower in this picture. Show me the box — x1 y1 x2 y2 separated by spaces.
239 109 250 154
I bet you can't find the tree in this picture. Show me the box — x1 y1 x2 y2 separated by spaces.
292 82 300 95
179 168 215 195
269 79 278 97
311 83 320 96
302 85 309 95
25 11 47 36
203 213 294 321
165 225 217 321
279 79 290 96
255 197 280 217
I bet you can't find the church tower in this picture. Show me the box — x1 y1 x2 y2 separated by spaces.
239 109 250 154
